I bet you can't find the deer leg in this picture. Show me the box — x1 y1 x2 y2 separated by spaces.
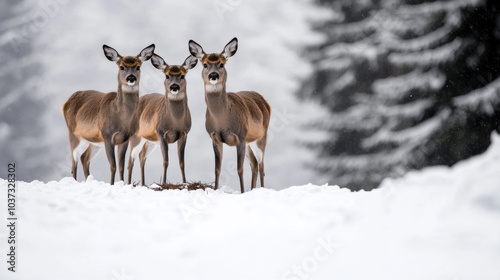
127 135 141 185
211 134 223 190
139 142 149 186
71 160 78 180
177 132 187 183
128 155 135 185
117 142 128 182
80 146 92 179
236 140 246 193
160 136 169 185
259 161 265 189
68 133 79 180
104 139 116 185
70 134 91 181
256 135 267 188
247 145 259 190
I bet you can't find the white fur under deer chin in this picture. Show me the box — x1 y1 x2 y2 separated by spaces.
168 91 185 100
205 83 223 93
122 84 139 92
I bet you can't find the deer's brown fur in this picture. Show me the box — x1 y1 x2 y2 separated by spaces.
62 44 155 184
189 38 271 193
127 54 197 185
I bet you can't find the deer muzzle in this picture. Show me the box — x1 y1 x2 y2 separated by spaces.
126 75 137 86
209 72 219 84
170 84 180 94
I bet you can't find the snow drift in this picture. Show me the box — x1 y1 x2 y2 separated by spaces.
1 133 500 279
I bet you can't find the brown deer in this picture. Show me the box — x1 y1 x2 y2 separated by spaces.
62 44 155 185
127 53 197 186
188 37 271 193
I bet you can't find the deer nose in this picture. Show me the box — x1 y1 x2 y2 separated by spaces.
170 84 180 92
126 75 136 83
209 72 219 81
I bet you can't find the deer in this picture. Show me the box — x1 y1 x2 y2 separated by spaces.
127 53 198 186
62 44 155 185
188 37 271 193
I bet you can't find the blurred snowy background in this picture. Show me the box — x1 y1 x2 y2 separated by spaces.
0 0 330 189
1 0 499 190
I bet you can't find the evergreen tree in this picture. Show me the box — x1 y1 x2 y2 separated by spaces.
302 0 500 190
0 1 52 180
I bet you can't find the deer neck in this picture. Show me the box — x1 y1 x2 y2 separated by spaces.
204 83 229 117
165 94 188 119
116 84 139 113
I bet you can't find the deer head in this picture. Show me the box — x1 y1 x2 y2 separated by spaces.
151 53 198 100
103 44 155 92
188 37 238 92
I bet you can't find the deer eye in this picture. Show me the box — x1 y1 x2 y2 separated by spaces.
181 75 185 79
166 75 170 79
136 66 140 70
120 66 124 70
220 63 224 68
203 64 208 68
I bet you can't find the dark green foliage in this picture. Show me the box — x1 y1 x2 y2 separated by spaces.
302 0 500 190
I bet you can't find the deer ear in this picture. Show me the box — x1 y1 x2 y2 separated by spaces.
222 37 238 58
188 40 205 59
103 45 121 62
151 53 168 71
138 44 155 61
182 55 198 71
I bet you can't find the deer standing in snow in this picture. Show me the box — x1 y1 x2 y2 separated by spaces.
188 38 271 193
63 44 155 185
127 53 197 186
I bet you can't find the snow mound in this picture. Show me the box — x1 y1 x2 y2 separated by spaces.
1 134 500 280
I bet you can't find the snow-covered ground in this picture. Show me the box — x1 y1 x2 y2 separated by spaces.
1 133 500 279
